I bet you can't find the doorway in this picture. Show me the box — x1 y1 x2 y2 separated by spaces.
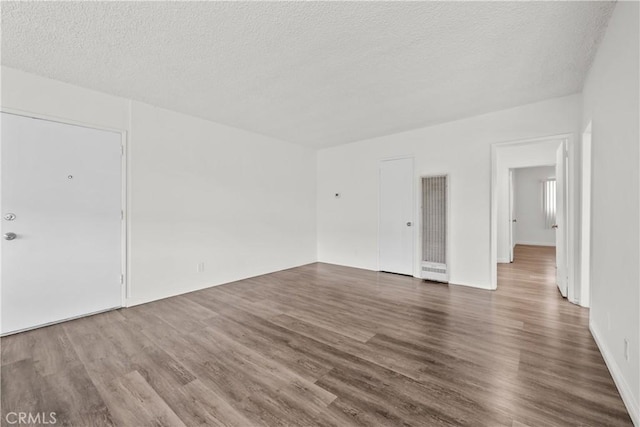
1 112 124 335
509 166 558 265
491 136 574 300
379 157 414 275
579 122 592 307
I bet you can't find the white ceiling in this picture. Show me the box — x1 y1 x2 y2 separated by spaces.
1 1 614 149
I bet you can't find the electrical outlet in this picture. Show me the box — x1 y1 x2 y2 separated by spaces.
624 339 629 361
197 262 205 273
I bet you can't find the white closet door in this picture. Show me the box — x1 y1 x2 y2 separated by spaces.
379 158 414 275
1 113 123 335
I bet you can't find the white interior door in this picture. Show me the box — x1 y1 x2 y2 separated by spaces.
555 142 568 297
1 113 123 335
379 158 413 275
509 169 515 262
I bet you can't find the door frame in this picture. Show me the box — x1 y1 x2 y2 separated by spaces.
490 133 576 294
580 122 592 307
0 107 129 309
377 155 415 275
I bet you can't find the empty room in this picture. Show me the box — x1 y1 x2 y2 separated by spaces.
1 1 638 426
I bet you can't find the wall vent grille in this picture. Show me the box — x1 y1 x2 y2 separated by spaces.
421 176 449 282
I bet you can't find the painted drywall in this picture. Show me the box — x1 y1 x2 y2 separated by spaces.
128 101 316 305
581 2 640 423
1 66 318 307
317 94 582 289
513 166 556 247
495 140 561 263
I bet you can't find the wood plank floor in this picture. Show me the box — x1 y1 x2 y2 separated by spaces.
1 245 632 426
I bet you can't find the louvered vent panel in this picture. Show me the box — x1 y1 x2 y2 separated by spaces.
421 176 448 282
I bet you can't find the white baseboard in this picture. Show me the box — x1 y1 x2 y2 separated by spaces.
515 240 556 247
126 260 317 307
497 257 511 263
448 280 494 291
590 321 639 426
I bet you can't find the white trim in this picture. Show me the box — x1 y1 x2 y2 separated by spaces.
590 322 639 426
491 142 498 289
125 99 133 305
378 154 415 162
1 109 129 311
514 241 556 247
0 106 124 134
491 133 574 148
120 130 128 307
449 280 493 291
127 261 317 307
580 122 592 308
0 307 120 337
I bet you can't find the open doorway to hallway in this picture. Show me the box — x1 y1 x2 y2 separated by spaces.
491 135 578 304
509 166 557 263
506 165 567 302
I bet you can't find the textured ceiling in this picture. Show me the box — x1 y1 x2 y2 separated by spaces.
1 1 614 148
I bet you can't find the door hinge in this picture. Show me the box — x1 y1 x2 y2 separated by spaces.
121 145 125 156
119 274 124 284
121 210 124 220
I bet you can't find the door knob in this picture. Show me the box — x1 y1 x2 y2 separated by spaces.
406 222 412 227
552 224 558 229
3 232 17 240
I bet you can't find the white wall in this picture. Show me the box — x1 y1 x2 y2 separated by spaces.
495 139 561 263
128 102 316 305
513 166 556 247
317 94 581 289
581 2 640 423
1 66 318 307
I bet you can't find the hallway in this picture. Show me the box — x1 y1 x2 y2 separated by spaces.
499 244 560 304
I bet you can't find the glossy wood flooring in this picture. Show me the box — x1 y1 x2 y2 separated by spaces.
1 245 632 426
